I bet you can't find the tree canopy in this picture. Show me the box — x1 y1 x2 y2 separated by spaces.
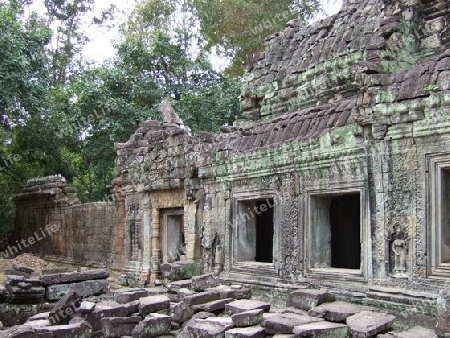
0 0 321 243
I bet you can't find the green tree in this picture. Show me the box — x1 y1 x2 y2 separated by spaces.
189 0 321 75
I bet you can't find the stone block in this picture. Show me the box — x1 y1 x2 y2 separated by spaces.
183 290 221 306
226 300 271 315
188 319 228 337
45 279 110 301
160 261 202 281
171 301 194 324
49 290 81 325
6 285 46 304
207 285 251 300
261 313 323 334
225 325 266 338
293 321 348 337
101 316 142 337
132 313 171 338
346 310 395 337
289 289 335 311
167 279 192 293
308 301 374 322
232 309 264 327
203 316 234 330
85 304 128 331
192 273 220 291
138 295 171 317
114 289 149 304
193 298 234 313
124 300 140 315
79 301 96 314
12 263 35 275
40 269 109 286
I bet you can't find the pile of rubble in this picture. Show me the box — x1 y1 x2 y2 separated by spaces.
2 271 439 337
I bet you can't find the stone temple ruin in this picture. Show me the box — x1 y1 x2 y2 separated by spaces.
11 0 450 332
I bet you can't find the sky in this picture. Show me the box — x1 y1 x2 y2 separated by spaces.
30 0 344 66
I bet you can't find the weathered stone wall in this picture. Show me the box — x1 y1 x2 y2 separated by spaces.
13 0 450 312
13 176 123 268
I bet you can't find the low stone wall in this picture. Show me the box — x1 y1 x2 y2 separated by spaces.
13 176 125 269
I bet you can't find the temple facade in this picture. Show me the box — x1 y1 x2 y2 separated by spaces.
14 0 450 314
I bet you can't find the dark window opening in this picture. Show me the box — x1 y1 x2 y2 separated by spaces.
330 194 361 269
255 200 274 263
236 198 274 264
311 192 361 270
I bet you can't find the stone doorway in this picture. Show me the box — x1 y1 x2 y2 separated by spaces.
160 208 185 263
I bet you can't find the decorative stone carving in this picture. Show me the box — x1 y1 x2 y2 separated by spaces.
388 223 409 277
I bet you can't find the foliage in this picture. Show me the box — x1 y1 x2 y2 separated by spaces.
189 0 321 75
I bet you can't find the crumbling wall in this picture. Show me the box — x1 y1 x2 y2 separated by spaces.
13 176 121 268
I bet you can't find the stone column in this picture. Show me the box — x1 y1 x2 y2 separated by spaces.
150 208 161 284
142 197 151 282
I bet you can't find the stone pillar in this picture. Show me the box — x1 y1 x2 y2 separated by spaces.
150 208 161 284
142 197 151 282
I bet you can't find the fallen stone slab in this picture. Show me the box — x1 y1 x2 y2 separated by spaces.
45 279 110 301
192 273 220 291
193 298 234 313
160 261 202 281
207 285 251 300
232 309 264 327
124 300 140 315
85 303 128 331
171 301 194 324
27 312 50 322
139 295 171 317
114 289 150 304
293 321 348 337
6 285 46 304
377 325 437 337
183 290 221 306
308 301 374 322
204 316 234 330
40 269 110 285
101 316 142 337
289 289 335 311
225 325 265 338
168 279 192 293
226 300 271 315
132 313 171 338
261 312 324 334
79 301 96 314
49 289 81 325
6 275 42 288
346 310 395 337
6 319 92 337
0 303 52 326
282 307 308 316
12 262 35 274
188 319 228 337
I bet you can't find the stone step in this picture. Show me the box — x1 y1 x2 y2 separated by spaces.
160 261 202 281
